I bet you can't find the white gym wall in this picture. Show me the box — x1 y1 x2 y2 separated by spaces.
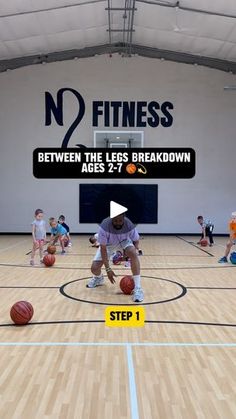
0 54 235 234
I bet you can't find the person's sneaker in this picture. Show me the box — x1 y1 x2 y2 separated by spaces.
124 260 131 268
86 275 104 288
30 260 35 266
138 250 143 255
68 242 72 247
218 256 228 263
132 287 144 302
61 250 66 254
209 244 213 247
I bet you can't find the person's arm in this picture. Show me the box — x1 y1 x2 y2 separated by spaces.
100 244 116 284
43 222 47 242
133 240 140 251
32 224 37 244
202 226 206 238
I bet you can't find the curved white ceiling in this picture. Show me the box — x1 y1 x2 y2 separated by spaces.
0 0 236 70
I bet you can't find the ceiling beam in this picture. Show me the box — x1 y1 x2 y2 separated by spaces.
0 43 235 74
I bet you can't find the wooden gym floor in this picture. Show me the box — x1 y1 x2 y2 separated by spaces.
0 235 235 419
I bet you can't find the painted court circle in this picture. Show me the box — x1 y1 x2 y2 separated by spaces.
59 275 187 306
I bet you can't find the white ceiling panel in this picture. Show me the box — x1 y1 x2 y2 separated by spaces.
135 5 176 31
180 0 236 16
217 41 236 61
134 27 225 58
0 0 236 70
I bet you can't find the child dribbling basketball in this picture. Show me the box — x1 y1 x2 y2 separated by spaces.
197 216 214 246
49 218 67 254
30 209 46 266
218 212 236 263
58 215 72 246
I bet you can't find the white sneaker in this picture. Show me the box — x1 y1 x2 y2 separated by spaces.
86 275 104 288
132 287 144 302
68 242 72 247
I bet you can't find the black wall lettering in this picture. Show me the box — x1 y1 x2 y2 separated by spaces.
136 101 147 127
92 101 103 127
147 101 160 127
161 101 174 127
122 101 135 127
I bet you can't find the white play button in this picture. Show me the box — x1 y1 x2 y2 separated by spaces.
110 201 128 218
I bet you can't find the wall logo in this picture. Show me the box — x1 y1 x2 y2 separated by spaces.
45 88 174 148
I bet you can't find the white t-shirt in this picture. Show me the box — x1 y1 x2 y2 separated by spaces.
31 219 46 240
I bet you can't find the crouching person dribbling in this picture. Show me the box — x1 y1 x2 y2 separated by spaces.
87 213 144 302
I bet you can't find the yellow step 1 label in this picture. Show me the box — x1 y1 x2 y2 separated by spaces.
105 306 145 327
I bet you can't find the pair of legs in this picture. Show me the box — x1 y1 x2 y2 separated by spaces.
224 239 234 258
91 245 140 277
51 234 66 253
201 225 214 245
90 243 143 301
219 238 235 262
30 239 44 265
66 233 72 246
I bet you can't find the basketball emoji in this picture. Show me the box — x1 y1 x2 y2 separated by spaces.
126 163 136 174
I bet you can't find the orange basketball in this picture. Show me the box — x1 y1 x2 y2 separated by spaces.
47 244 56 254
120 275 135 295
10 301 34 325
126 163 136 174
200 239 208 247
43 254 55 267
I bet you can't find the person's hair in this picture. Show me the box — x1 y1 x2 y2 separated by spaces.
197 215 203 220
89 236 96 244
59 215 65 221
49 217 56 226
35 209 43 216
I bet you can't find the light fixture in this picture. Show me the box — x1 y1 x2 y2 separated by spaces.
116 136 120 139
224 85 236 90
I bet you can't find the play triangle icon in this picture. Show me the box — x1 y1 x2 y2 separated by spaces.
110 201 128 218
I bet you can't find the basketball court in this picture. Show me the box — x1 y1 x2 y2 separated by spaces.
0 235 235 418
1 1 236 418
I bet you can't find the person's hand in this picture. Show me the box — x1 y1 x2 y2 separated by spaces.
107 270 117 284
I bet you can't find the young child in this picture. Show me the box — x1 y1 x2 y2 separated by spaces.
218 212 236 263
89 233 99 248
30 209 46 265
49 217 67 254
197 216 214 246
58 215 72 246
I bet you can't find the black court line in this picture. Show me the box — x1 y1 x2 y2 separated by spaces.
187 287 236 290
0 319 235 328
0 285 235 291
63 253 209 258
0 286 58 289
176 236 214 257
0 262 235 271
60 276 187 306
146 320 236 328
25 251 211 257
